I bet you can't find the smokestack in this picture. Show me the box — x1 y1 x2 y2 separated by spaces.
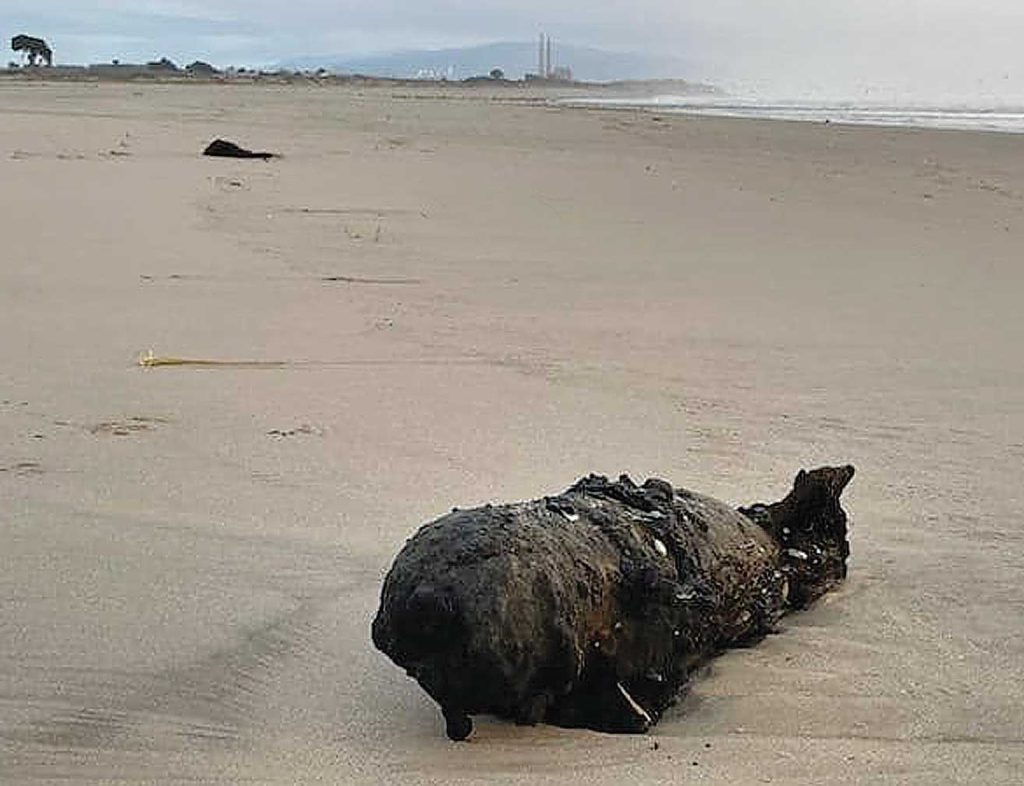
546 36 552 78
539 33 545 78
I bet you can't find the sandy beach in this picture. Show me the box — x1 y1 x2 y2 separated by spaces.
1 80 1022 784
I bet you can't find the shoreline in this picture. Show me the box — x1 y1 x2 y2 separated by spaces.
561 95 1024 135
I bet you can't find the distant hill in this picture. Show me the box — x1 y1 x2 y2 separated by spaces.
279 42 694 83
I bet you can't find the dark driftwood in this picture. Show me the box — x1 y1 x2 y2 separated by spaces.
202 139 276 160
372 465 855 740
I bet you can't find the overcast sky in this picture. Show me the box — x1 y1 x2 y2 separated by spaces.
6 1 1024 102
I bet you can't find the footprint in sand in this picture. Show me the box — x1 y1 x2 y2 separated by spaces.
88 416 170 437
213 176 249 192
266 424 324 439
0 461 44 477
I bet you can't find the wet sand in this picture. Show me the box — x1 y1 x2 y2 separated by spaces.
1 80 1022 784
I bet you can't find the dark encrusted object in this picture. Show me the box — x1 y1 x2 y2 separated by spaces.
372 465 855 740
202 138 276 160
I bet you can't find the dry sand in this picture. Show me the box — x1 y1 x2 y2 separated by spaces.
1 80 1022 784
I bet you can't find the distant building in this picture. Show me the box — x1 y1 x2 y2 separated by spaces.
533 33 573 82
414 65 456 81
146 57 179 72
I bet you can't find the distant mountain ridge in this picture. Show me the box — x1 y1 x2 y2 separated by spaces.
279 41 694 83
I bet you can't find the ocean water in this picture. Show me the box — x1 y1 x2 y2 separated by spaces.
564 95 1024 134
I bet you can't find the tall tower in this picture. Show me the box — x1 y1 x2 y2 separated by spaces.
538 33 545 78
546 36 552 78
